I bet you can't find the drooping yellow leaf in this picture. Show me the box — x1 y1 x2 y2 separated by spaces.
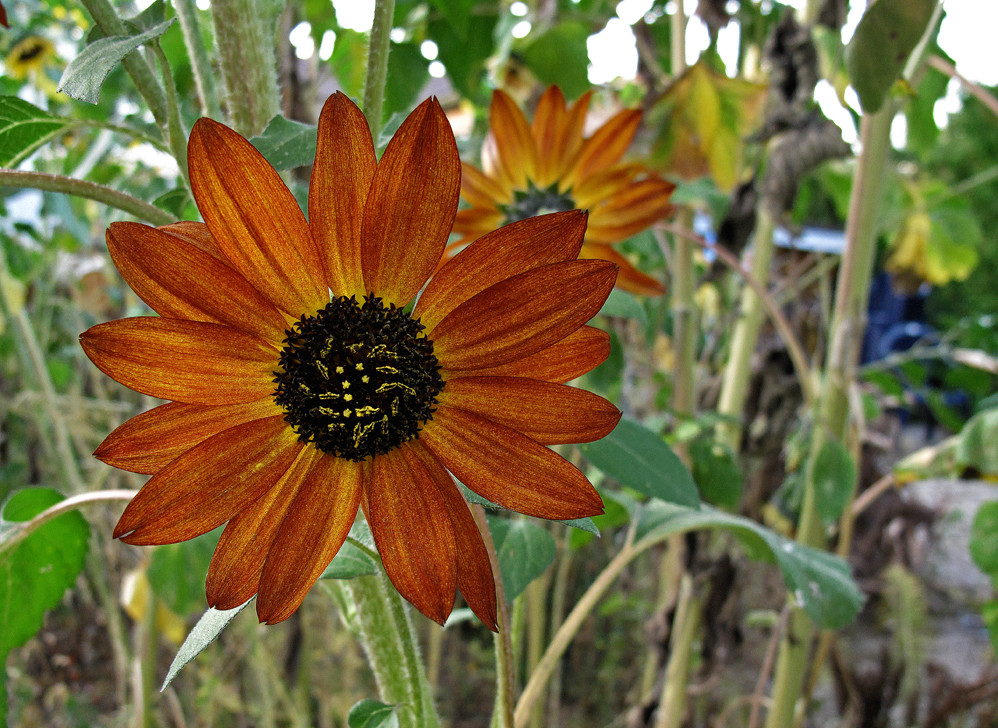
649 62 767 192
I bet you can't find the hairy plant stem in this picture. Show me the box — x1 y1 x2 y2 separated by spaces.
0 170 175 225
77 0 168 126
470 504 516 728
762 103 894 728
209 0 281 136
151 44 190 188
363 0 396 138
172 0 222 118
342 570 440 728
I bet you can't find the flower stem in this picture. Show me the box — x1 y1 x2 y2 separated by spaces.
0 490 137 556
150 43 190 188
363 0 396 139
209 0 281 136
172 0 222 118
0 170 175 225
343 570 440 728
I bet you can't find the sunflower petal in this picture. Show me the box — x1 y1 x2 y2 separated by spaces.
421 406 604 520
416 210 588 331
361 97 460 307
367 446 457 625
551 90 592 184
467 325 610 382
531 86 568 187
188 117 327 317
564 108 641 187
407 442 497 631
440 376 621 444
580 244 665 296
432 259 617 371
257 455 364 623
114 415 302 545
158 221 226 260
95 399 278 474
489 89 537 189
206 446 319 610
106 222 288 342
80 318 278 405
460 162 508 210
309 92 376 299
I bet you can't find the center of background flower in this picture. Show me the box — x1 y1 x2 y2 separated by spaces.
273 294 443 462
501 181 576 223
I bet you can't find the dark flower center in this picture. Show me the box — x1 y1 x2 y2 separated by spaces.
273 294 443 461
500 181 576 223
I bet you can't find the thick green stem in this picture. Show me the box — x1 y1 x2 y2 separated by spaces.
0 170 175 225
716 208 778 451
545 537 574 725
151 44 190 188
654 573 702 728
363 0 396 138
77 0 168 126
172 0 222 118
342 570 441 728
762 104 894 728
209 0 281 136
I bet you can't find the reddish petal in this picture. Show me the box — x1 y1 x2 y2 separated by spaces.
80 317 278 404
580 244 666 296
431 260 617 371
309 92 376 299
564 109 641 187
257 455 364 623
407 442 497 630
416 210 587 331
367 446 457 625
158 221 226 260
188 117 328 317
489 89 537 190
106 222 288 342
206 446 319 609
460 162 508 209
361 97 460 307
531 86 568 188
550 91 592 182
421 406 604 520
114 415 302 545
468 325 610 383
440 376 620 445
95 399 279 474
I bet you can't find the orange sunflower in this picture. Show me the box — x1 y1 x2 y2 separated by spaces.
452 86 676 296
81 92 621 629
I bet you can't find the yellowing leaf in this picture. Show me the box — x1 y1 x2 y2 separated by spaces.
649 63 766 192
121 567 188 645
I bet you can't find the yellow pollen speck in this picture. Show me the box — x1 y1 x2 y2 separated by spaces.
335 366 344 374
355 362 364 371
342 381 351 389
361 375 370 383
344 394 353 401
343 409 352 417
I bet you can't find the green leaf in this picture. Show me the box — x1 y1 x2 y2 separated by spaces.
58 19 177 104
970 500 998 578
429 12 497 100
426 0 473 38
487 517 556 601
957 409 998 477
162 600 251 689
690 438 742 510
0 487 90 659
600 288 648 323
328 28 368 100
0 96 73 167
320 541 378 580
636 502 863 629
147 528 220 616
811 438 856 525
981 599 998 654
250 115 318 171
569 491 629 549
348 699 401 728
383 42 430 125
581 418 701 508
520 21 591 99
845 0 936 113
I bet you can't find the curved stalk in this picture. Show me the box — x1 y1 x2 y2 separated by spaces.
0 170 175 225
0 490 137 555
363 0 396 138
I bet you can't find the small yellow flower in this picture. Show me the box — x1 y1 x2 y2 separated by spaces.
6 36 54 80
